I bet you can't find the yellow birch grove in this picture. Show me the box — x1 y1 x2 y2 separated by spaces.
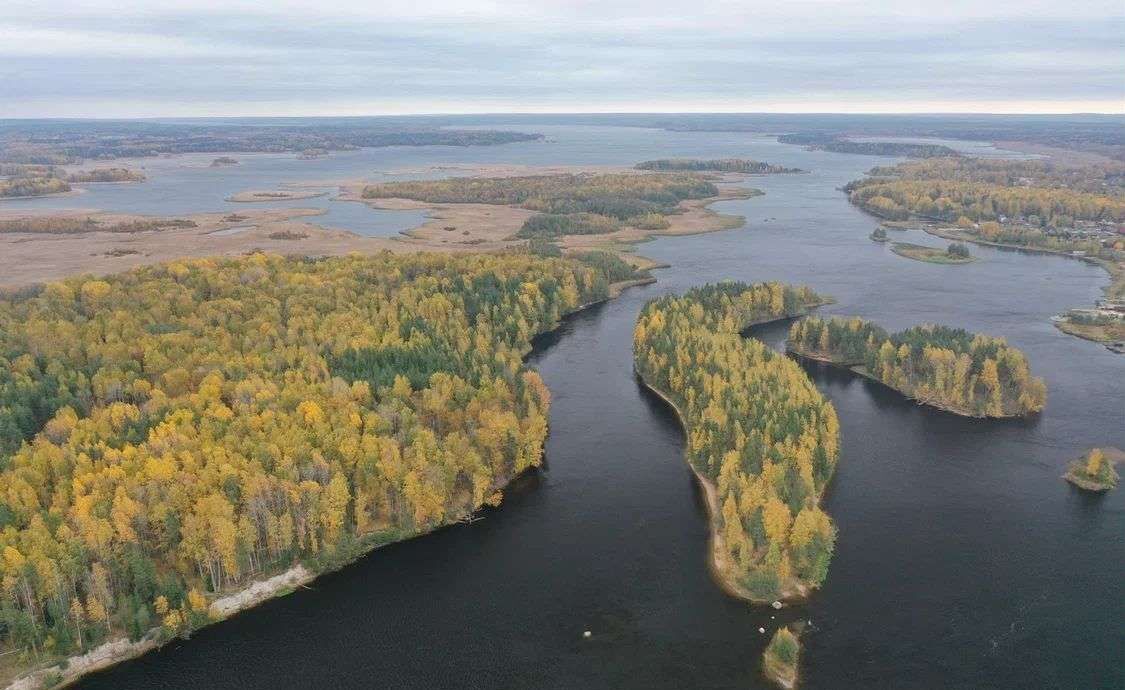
0 250 634 661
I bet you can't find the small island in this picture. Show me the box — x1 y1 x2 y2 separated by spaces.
870 227 888 242
1063 447 1123 492
763 626 801 689
788 316 1047 418
636 158 804 174
226 189 327 202
891 241 975 264
210 156 240 167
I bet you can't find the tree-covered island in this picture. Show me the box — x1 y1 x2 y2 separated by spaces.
788 316 1047 417
634 282 839 602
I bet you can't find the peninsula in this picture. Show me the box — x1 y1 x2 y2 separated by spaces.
634 282 839 603
788 316 1047 418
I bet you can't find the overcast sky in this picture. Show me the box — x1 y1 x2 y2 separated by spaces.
3 0 1123 117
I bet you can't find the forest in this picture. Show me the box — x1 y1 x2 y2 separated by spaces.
0 250 635 672
788 317 1047 417
634 282 839 601
635 159 803 174
363 172 719 239
845 159 1125 229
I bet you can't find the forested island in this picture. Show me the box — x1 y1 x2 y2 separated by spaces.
635 159 803 174
777 134 958 158
788 317 1047 417
0 121 542 165
0 165 145 198
362 172 725 239
634 283 839 602
763 626 801 689
1063 447 1123 492
890 242 974 264
0 250 643 687
843 156 1125 345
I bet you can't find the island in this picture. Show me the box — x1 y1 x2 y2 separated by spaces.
777 133 958 158
788 316 1047 417
844 155 1125 348
870 227 888 242
635 158 804 174
763 626 801 689
890 241 975 264
1063 447 1123 491
634 282 839 602
353 167 758 251
0 165 144 198
0 250 648 689
226 189 327 202
209 157 240 167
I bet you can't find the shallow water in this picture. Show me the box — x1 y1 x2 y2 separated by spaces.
58 124 1123 690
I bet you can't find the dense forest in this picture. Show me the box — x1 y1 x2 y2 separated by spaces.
635 159 803 174
777 134 958 158
0 250 635 671
845 159 1125 229
634 283 839 600
363 172 720 239
0 121 542 164
788 317 1047 417
861 157 1125 195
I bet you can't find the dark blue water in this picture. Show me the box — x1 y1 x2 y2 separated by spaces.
57 125 1123 689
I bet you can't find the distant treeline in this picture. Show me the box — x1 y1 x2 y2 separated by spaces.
850 156 1125 234
789 316 1046 417
777 134 958 158
0 121 543 164
636 159 803 174
0 217 196 234
635 282 839 600
363 172 719 239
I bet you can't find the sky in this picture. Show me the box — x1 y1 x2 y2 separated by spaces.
2 0 1123 118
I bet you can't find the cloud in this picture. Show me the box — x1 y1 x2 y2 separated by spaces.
1 1 1122 116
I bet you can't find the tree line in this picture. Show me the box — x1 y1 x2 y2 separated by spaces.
788 317 1047 417
0 250 630 669
635 159 803 174
634 282 839 600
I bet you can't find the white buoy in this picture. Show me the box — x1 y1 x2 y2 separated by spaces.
758 627 765 634
771 600 783 610
583 630 592 638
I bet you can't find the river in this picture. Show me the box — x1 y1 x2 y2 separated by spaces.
9 123 1120 689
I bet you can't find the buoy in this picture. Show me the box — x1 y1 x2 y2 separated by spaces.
758 627 765 634
771 600 783 610
583 630 592 638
